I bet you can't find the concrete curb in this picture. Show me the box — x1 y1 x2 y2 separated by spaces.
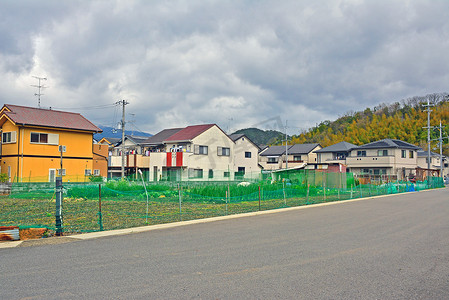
0 241 23 248
1 187 445 248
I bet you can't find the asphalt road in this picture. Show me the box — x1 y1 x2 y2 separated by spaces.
2 189 449 299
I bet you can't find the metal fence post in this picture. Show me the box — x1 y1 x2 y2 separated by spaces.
323 181 326 202
55 177 63 236
283 179 286 207
98 184 103 231
225 190 228 215
178 183 182 221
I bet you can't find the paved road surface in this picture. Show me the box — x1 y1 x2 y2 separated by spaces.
2 189 449 299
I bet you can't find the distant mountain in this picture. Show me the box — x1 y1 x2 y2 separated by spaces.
232 127 285 146
94 126 152 141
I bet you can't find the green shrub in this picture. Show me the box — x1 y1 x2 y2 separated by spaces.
0 173 8 183
89 175 104 182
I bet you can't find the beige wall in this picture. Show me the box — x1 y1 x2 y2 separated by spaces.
232 136 261 179
347 148 418 179
148 125 261 181
259 155 282 171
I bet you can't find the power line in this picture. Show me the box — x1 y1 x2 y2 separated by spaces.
51 104 117 110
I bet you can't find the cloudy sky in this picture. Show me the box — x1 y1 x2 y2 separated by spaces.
1 0 449 135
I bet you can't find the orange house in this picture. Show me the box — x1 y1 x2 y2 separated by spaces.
0 104 102 182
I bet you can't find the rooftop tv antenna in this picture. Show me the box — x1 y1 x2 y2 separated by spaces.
31 76 47 108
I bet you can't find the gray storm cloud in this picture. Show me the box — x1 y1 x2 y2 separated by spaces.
1 0 448 134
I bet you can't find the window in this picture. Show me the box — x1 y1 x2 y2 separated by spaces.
2 131 17 144
401 150 406 158
31 132 47 143
224 171 230 178
93 169 100 176
373 169 387 175
362 168 370 174
194 145 208 155
30 132 59 145
208 169 213 179
267 157 278 163
377 150 388 156
409 151 414 158
357 150 366 157
335 152 347 160
189 169 203 179
245 151 251 158
217 146 230 156
85 169 92 176
293 155 302 161
426 157 432 164
57 169 66 176
235 167 245 179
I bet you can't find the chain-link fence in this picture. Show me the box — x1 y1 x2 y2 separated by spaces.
0 170 444 235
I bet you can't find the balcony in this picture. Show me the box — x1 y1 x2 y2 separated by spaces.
108 154 150 168
346 155 395 167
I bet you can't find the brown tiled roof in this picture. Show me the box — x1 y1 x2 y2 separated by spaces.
1 104 102 133
164 124 215 142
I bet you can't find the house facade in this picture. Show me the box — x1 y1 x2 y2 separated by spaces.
106 124 262 181
0 104 102 182
229 134 261 180
345 139 420 180
416 150 447 178
316 141 357 164
259 143 321 170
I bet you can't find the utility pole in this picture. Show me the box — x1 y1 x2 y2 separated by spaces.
439 121 443 178
285 120 288 169
31 76 47 108
116 100 129 180
423 99 434 177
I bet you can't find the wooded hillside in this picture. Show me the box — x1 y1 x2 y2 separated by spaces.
284 93 449 155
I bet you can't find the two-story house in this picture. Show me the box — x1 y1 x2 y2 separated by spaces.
315 141 357 164
229 133 262 180
152 124 236 181
259 143 321 170
259 145 288 170
345 139 420 180
417 150 446 179
0 104 102 182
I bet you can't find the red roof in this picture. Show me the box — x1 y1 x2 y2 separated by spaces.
164 124 215 142
1 104 102 133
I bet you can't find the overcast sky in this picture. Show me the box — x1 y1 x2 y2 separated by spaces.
1 0 449 135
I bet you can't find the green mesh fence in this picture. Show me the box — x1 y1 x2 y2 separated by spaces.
0 171 444 234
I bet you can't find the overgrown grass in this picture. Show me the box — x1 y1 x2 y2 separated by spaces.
2 179 442 234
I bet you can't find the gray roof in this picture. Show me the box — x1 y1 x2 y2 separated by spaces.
288 143 321 155
103 137 121 145
315 141 357 153
260 145 288 156
126 135 149 144
229 133 245 142
260 143 320 156
142 128 183 145
356 139 420 150
417 150 445 158
115 135 149 146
